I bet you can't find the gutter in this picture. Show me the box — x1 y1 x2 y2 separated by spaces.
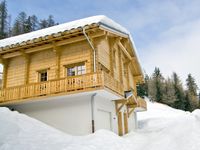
82 27 96 72
91 93 97 133
99 23 129 38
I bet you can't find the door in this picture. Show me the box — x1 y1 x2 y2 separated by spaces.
96 109 112 131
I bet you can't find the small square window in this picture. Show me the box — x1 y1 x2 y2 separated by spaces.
39 70 48 82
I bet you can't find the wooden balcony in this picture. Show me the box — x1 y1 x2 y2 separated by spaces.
136 97 147 110
126 95 147 112
0 71 124 105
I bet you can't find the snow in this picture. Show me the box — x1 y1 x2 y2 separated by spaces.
2 98 200 150
0 15 128 48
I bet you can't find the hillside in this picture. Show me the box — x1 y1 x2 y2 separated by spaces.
1 99 200 150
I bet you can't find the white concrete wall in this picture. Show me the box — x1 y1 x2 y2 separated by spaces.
93 95 118 133
9 95 92 135
7 90 137 135
128 112 137 132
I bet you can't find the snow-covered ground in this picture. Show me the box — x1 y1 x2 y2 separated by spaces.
1 99 200 150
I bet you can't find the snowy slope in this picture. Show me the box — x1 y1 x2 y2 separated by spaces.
1 99 200 150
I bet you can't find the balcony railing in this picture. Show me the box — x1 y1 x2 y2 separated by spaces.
0 71 124 105
126 95 147 111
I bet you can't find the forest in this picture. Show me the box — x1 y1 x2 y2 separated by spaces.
0 0 57 39
137 67 199 112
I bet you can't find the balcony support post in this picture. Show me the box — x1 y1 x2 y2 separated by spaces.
53 42 61 79
24 55 30 85
108 37 114 76
1 58 8 89
118 47 123 84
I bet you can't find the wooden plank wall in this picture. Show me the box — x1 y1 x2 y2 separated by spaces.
60 41 91 77
96 36 137 92
113 43 120 82
29 49 56 83
7 56 25 87
96 38 110 70
5 40 92 87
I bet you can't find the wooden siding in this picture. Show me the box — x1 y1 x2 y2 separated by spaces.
29 49 56 83
60 41 91 77
96 38 110 70
5 40 92 87
7 56 25 87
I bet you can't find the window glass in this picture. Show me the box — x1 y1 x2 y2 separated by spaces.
77 65 86 75
39 70 48 82
67 67 76 76
67 63 86 76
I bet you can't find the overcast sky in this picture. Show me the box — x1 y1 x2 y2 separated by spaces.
5 0 200 87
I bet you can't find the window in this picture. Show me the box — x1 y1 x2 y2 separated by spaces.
67 67 75 76
77 65 86 75
66 63 86 76
39 70 48 82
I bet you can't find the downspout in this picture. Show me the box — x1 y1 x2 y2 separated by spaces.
134 111 138 129
82 27 96 72
91 93 97 133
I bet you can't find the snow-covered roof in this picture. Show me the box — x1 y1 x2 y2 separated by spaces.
0 15 129 48
0 15 143 76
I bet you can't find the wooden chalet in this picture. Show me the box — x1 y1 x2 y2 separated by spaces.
0 15 146 135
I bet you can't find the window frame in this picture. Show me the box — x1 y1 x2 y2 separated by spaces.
38 69 48 82
66 62 86 77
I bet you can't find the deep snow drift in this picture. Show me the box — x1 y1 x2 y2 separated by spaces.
1 99 200 150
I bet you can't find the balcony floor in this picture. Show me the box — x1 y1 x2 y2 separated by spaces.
2 88 123 106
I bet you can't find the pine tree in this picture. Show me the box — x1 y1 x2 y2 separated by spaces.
24 16 32 33
148 67 164 102
30 15 39 31
144 74 149 96
186 74 199 111
172 72 186 110
186 74 198 95
47 15 55 27
39 19 48 29
0 0 8 39
136 74 149 98
12 11 28 35
185 91 192 111
162 78 177 107
12 19 20 36
153 67 164 102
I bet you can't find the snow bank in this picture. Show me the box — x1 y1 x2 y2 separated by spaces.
1 99 200 150
126 100 200 150
0 107 75 150
0 107 132 150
